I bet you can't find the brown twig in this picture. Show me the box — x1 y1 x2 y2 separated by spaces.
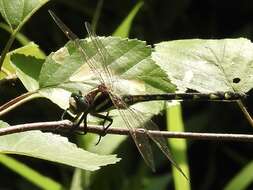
1 120 253 142
237 100 253 128
0 92 41 116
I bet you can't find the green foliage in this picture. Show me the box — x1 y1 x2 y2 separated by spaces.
1 1 253 190
0 0 48 69
11 37 173 112
1 42 44 78
153 38 253 93
0 122 120 170
0 0 48 31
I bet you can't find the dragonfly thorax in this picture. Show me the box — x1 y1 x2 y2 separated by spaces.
69 92 90 114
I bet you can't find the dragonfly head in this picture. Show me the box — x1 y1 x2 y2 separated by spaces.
69 91 89 114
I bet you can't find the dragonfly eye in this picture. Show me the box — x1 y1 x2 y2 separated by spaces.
69 93 90 114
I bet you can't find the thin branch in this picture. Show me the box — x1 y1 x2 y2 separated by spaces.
237 100 253 128
0 92 41 116
1 120 253 142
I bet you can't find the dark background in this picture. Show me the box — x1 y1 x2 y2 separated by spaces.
1 0 253 189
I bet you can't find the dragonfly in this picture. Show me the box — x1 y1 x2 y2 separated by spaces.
49 10 188 177
49 11 245 178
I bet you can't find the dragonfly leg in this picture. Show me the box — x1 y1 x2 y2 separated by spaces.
71 113 88 135
61 108 69 120
91 112 113 145
102 112 113 131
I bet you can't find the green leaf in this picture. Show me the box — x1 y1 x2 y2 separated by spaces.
0 154 62 190
39 37 174 93
113 1 143 38
0 0 48 71
224 160 253 190
2 42 45 79
11 54 43 91
153 38 253 93
0 0 49 31
10 37 174 110
0 130 120 171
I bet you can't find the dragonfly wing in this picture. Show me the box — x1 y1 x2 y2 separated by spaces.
132 108 187 178
119 109 156 171
109 90 185 176
49 10 79 40
49 11 106 85
84 22 114 88
109 93 155 171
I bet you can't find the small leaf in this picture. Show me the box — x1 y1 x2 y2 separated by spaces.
113 1 143 38
11 53 43 91
0 130 120 171
2 42 45 79
153 38 253 93
0 0 49 31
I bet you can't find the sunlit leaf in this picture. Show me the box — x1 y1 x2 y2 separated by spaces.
0 130 120 171
11 37 174 110
153 38 253 93
0 0 49 31
10 53 43 91
1 42 45 80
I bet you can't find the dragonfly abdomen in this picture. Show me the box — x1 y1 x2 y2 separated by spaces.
122 92 246 105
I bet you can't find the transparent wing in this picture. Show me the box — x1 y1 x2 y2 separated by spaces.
84 22 114 89
109 92 186 177
132 108 187 178
49 10 79 40
108 92 155 171
49 10 105 85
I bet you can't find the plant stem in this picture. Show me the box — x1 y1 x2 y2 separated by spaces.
0 92 41 116
237 100 253 128
1 120 253 142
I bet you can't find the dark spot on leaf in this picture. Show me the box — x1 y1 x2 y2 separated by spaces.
233 78 241 83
